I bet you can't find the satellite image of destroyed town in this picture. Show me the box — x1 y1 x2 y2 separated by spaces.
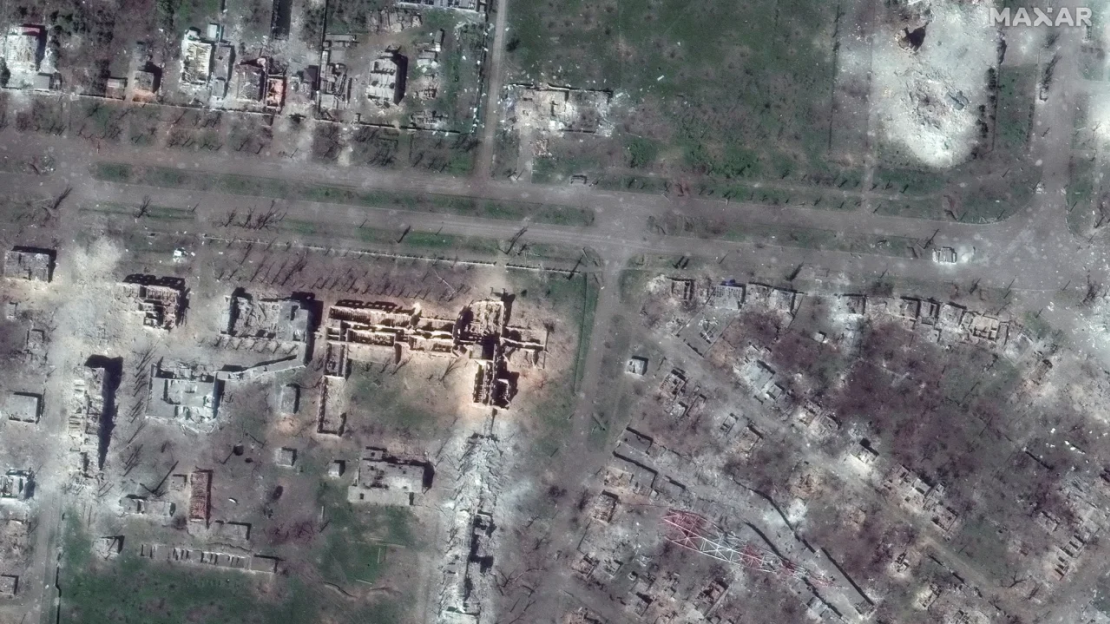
3 0 1110 623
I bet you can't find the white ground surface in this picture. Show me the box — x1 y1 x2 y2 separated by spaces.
869 0 1001 167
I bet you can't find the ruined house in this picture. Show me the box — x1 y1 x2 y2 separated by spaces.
280 384 299 414
265 75 285 109
275 447 297 467
626 356 648 376
3 247 54 282
211 43 234 97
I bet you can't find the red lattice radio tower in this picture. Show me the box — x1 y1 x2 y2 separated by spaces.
662 509 834 588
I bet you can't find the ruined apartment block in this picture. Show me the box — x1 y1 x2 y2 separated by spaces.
121 275 186 330
224 292 314 344
347 447 431 506
3 247 54 282
148 363 220 427
68 361 116 481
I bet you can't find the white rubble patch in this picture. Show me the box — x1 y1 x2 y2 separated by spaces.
870 0 1000 167
1087 95 1110 146
785 498 808 526
435 425 505 624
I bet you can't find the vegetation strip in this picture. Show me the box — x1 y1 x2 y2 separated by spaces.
92 162 596 227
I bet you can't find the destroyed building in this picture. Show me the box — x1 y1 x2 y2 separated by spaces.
0 575 16 597
121 275 186 330
148 363 220 427
2 25 44 88
512 85 612 134
120 495 175 517
396 0 485 14
323 297 544 409
265 75 285 109
348 448 431 506
0 471 32 500
4 392 41 424
224 292 314 342
319 61 351 111
211 43 233 97
180 29 214 85
154 545 277 574
3 247 54 282
707 282 745 310
280 384 299 414
234 62 264 101
188 470 211 524
366 52 407 105
133 67 159 99
69 359 118 477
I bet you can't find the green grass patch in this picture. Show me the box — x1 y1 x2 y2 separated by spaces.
872 167 947 196
654 213 920 258
627 136 660 169
872 197 947 219
1067 154 1097 234
317 482 415 586
509 0 842 184
349 363 440 436
994 66 1036 156
91 163 594 226
93 162 134 183
510 271 600 457
80 202 195 221
61 512 403 624
401 231 502 255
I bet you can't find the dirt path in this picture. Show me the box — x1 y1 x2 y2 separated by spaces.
473 0 511 181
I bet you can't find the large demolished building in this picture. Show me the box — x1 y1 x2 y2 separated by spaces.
224 292 313 342
510 84 613 134
3 248 54 282
347 447 431 506
323 297 544 409
121 275 186 330
68 359 117 481
148 363 220 427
